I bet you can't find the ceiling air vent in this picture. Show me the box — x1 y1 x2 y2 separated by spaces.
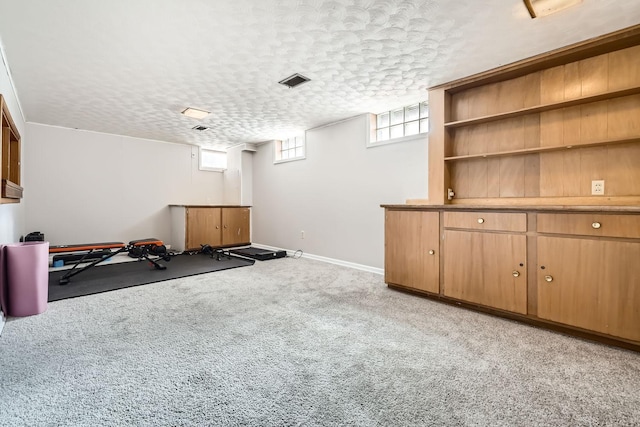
278 73 310 88
192 125 208 131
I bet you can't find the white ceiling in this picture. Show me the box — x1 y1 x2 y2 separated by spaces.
0 0 639 149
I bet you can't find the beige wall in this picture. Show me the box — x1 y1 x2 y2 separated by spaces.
24 123 226 247
251 114 428 270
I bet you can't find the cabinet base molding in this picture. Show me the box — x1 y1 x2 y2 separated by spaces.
387 283 640 353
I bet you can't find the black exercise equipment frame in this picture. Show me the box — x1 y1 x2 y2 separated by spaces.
58 239 173 285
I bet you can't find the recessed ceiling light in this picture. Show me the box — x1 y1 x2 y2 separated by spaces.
181 107 210 119
278 73 311 88
523 0 582 18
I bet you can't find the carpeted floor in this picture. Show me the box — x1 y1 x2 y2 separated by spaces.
1 257 639 426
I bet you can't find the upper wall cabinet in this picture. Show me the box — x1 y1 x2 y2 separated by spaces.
426 25 640 206
1 94 22 203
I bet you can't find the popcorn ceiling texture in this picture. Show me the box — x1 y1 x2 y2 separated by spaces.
0 0 638 148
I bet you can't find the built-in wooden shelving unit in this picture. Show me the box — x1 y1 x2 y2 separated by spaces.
383 25 640 352
1 94 22 203
426 24 640 206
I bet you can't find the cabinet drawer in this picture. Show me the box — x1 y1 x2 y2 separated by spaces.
537 213 640 239
444 211 526 232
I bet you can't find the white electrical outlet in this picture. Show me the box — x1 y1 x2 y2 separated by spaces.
592 180 605 195
300 230 305 239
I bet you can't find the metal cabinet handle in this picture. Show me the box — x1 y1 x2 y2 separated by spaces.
428 250 435 255
477 218 485 224
512 270 520 277
592 222 601 229
544 275 553 282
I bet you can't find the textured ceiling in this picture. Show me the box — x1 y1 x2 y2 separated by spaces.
0 0 639 149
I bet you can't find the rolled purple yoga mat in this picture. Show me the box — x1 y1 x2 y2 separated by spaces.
5 241 50 317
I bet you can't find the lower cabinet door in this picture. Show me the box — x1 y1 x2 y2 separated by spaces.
443 230 527 314
537 236 640 342
186 207 221 250
221 207 250 246
385 210 440 294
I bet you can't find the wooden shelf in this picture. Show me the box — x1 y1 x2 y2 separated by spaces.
444 136 640 161
446 196 640 207
1 94 22 203
444 86 640 129
1 179 23 199
426 26 640 206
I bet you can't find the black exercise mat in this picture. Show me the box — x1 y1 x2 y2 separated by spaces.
48 253 254 302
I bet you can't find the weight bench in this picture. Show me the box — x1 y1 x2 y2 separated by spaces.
50 238 172 285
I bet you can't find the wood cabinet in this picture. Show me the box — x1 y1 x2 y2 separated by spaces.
1 94 22 203
384 209 439 294
221 207 250 247
537 236 640 342
382 205 640 350
382 26 640 350
442 211 527 313
170 205 250 252
185 207 222 249
537 213 640 239
443 229 527 314
443 211 526 232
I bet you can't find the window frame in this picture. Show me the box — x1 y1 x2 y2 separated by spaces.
274 135 306 164
366 101 429 148
199 147 227 172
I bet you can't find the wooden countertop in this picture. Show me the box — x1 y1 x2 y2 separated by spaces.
381 204 640 213
169 205 251 208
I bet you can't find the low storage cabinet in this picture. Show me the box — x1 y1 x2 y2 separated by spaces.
537 229 640 343
170 205 251 252
443 229 527 314
384 209 439 294
382 205 640 351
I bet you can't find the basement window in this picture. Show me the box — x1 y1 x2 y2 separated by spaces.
274 136 305 164
367 101 429 148
199 148 227 172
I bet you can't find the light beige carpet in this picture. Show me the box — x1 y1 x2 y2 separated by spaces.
1 257 638 426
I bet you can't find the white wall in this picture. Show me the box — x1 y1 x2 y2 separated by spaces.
223 146 242 205
24 124 225 247
0 42 26 244
252 114 428 270
223 145 254 206
240 150 253 206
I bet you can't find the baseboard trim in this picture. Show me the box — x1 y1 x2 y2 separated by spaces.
0 310 6 336
252 243 383 275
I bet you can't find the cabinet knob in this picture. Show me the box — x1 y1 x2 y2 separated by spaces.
591 222 601 229
216 225 219 229
512 270 520 277
477 218 485 224
224 225 227 229
544 275 553 282
428 249 435 255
